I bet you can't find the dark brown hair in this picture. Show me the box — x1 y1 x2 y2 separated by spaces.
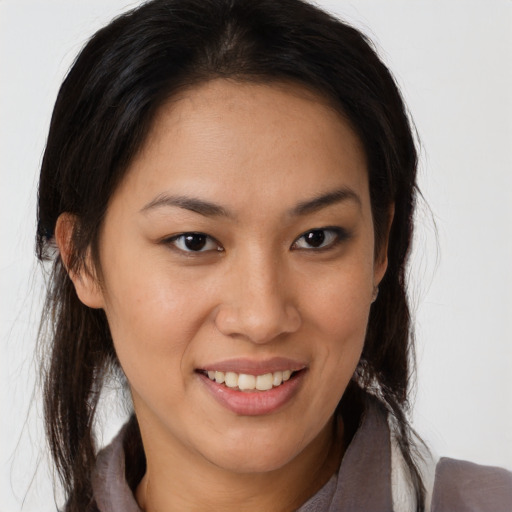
37 0 422 509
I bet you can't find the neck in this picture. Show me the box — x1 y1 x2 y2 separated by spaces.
135 417 344 512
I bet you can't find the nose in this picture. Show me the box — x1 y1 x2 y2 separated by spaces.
214 254 301 344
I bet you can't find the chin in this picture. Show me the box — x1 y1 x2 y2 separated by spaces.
202 431 306 474
208 450 298 475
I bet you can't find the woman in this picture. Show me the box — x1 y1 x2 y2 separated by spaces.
35 0 511 511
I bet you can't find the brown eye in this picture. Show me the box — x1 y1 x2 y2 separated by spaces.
303 230 326 248
183 234 207 251
292 227 346 250
169 233 222 253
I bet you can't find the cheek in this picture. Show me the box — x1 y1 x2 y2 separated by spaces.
304 252 374 335
313 289 369 374
302 257 374 380
100 254 210 388
290 275 371 441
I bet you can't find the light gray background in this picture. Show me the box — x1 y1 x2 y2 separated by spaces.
1 1 511 510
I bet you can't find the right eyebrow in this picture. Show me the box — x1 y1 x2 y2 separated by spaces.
140 193 234 218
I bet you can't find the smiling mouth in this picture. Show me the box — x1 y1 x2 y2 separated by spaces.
199 369 300 392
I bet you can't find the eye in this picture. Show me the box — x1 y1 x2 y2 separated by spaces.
167 232 222 253
292 227 346 250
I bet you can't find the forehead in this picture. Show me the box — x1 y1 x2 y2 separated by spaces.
115 79 369 215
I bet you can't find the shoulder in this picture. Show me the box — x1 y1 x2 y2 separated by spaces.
431 457 512 512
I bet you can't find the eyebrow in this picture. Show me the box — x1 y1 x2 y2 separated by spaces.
290 187 361 216
141 193 232 217
141 186 361 218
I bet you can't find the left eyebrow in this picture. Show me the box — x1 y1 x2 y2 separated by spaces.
289 187 362 217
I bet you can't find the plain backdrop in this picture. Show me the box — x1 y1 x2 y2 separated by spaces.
1 1 511 510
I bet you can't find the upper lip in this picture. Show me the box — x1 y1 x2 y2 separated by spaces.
198 357 307 375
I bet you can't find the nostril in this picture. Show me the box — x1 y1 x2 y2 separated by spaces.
212 264 302 344
214 302 301 344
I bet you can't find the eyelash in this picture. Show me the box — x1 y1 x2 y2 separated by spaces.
165 232 224 253
164 227 349 254
291 227 349 251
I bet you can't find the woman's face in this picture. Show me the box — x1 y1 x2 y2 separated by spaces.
83 80 388 473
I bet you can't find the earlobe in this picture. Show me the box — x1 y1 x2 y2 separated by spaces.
55 213 105 309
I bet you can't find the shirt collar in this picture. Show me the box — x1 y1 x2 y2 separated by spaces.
92 395 392 512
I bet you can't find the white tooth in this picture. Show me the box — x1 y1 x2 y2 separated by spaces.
272 371 283 387
207 370 216 380
224 372 238 388
215 371 225 384
256 373 273 391
238 374 256 391
282 370 292 381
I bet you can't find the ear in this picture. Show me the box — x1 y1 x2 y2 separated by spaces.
55 213 105 309
373 204 395 286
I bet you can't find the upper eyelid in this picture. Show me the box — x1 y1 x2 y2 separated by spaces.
291 226 349 249
294 226 347 240
165 232 223 251
165 231 215 241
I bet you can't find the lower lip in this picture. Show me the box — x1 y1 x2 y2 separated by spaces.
198 371 305 416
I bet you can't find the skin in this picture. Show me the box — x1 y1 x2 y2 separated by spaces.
58 79 390 511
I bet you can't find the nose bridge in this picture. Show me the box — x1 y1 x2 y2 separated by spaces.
216 245 301 343
245 250 283 313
